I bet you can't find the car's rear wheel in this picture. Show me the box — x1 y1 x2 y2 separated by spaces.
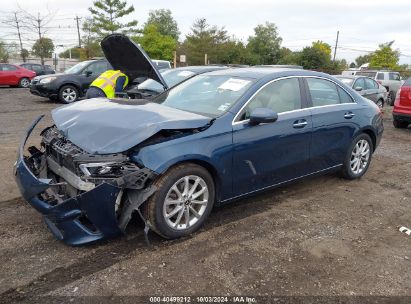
341 133 373 180
376 99 384 109
18 78 30 88
59 85 79 103
143 163 215 239
393 120 409 129
388 91 395 106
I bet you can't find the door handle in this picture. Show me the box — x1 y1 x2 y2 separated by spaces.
344 112 355 119
293 120 308 128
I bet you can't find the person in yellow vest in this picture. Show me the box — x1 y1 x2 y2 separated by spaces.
86 70 129 99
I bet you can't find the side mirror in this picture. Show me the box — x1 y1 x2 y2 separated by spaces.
249 108 278 126
84 70 93 77
355 86 363 91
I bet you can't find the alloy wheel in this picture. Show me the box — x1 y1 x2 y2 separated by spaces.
62 88 77 102
20 78 30 88
350 139 370 175
163 175 209 230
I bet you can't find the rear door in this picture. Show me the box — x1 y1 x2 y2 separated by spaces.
232 77 312 196
364 78 379 102
304 77 360 172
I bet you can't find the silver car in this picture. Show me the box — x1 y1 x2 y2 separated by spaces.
335 75 387 108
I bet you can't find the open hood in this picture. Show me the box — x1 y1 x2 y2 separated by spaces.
101 33 168 89
51 98 210 154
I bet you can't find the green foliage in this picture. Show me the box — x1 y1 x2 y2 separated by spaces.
247 22 282 64
89 0 138 37
59 48 82 59
144 9 180 40
298 45 330 70
277 47 301 65
134 24 177 61
349 62 356 68
0 41 9 62
369 44 400 70
311 40 332 57
21 49 29 62
355 54 371 67
182 18 230 65
32 38 54 63
81 17 104 59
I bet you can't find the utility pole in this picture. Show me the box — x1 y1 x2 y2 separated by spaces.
333 30 339 62
205 53 208 65
13 12 25 62
75 16 82 48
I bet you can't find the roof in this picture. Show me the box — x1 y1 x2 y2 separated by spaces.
174 65 228 73
205 67 329 80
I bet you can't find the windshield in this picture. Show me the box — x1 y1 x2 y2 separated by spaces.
153 75 254 118
336 77 354 86
64 61 91 74
138 69 197 92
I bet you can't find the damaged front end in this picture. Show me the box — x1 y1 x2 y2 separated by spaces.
14 115 157 246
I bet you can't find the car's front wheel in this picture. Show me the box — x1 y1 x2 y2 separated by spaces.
376 98 384 109
59 85 79 103
341 133 373 180
388 91 395 106
143 163 215 239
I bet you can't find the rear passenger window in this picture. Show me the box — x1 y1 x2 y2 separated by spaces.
306 78 340 106
338 87 353 103
376 73 384 80
389 73 400 81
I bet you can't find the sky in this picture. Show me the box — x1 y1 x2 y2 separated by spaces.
1 0 411 64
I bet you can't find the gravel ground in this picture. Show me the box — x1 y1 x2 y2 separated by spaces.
0 88 410 303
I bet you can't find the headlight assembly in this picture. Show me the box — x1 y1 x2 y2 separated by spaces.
39 76 57 84
79 162 118 177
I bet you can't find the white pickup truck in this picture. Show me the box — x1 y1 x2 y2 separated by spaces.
355 71 402 106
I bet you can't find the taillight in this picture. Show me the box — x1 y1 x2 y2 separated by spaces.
394 88 401 105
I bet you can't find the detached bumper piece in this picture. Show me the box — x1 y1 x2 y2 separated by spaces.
14 116 123 245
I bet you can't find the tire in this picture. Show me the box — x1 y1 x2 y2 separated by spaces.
59 85 79 104
388 91 395 106
143 163 215 239
376 99 384 109
341 133 373 180
393 120 409 129
18 78 30 88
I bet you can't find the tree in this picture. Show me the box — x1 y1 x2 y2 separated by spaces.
134 24 177 61
1 12 26 62
298 45 330 70
277 47 300 65
88 0 138 38
349 62 356 68
246 22 282 65
369 43 400 70
312 40 332 57
182 18 230 65
355 54 372 67
32 38 54 61
0 41 9 62
144 9 180 40
81 17 103 59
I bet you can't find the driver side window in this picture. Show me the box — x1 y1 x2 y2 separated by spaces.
85 61 107 75
241 78 301 120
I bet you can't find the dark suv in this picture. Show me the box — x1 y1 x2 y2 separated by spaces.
30 59 111 103
20 63 55 76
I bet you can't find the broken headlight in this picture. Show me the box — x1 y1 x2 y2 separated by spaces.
79 162 122 177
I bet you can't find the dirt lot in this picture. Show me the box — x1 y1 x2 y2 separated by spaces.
0 88 410 303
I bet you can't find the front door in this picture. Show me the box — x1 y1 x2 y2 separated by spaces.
232 77 312 197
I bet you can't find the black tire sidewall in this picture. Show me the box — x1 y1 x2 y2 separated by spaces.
59 85 78 104
151 164 215 239
389 91 395 106
342 133 373 180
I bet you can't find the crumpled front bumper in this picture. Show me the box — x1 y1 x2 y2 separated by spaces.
14 115 124 246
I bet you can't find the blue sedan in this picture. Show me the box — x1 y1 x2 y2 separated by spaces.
14 68 383 245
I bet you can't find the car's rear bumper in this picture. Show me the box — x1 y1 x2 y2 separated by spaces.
13 116 124 246
393 112 411 123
